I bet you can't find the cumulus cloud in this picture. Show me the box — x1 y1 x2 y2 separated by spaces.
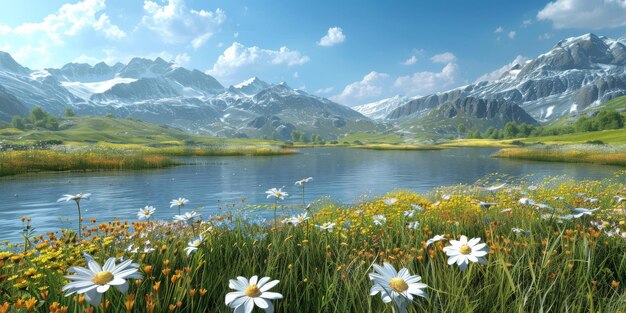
142 0 226 48
315 86 334 94
393 63 458 96
330 71 391 105
508 31 516 39
401 55 418 65
475 55 528 83
318 27 346 47
430 52 457 64
494 26 504 33
207 42 310 80
0 0 126 68
538 0 626 29
332 60 460 106
522 19 533 27
0 0 126 43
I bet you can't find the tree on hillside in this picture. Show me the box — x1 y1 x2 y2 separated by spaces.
11 116 26 130
503 122 519 139
457 124 466 137
64 108 76 117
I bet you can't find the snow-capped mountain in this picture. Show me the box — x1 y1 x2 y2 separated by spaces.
386 33 626 125
354 95 419 120
0 53 377 139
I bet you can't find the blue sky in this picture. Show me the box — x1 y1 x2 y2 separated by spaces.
1 0 626 106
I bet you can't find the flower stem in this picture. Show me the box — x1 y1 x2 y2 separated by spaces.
76 201 82 240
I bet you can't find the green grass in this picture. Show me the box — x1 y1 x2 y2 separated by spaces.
492 145 626 166
349 144 444 151
2 177 626 312
339 132 405 144
0 116 297 177
0 116 281 146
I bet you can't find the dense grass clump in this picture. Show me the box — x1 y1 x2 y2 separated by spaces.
493 145 626 167
0 149 176 177
1 177 626 312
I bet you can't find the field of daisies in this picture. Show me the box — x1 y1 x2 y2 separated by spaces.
1 174 626 312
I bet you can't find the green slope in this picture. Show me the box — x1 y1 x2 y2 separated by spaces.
0 116 280 146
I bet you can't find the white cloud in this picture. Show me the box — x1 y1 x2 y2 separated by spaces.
401 55 418 65
142 0 226 47
393 63 458 96
318 27 346 47
522 19 533 27
332 61 460 106
0 0 126 43
538 33 553 40
537 0 626 29
508 31 516 39
330 71 390 105
207 42 310 80
293 71 299 78
494 26 504 33
316 86 334 94
475 55 528 82
430 52 457 64
174 53 191 66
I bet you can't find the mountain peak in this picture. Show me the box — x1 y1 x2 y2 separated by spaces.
0 51 30 74
234 77 268 88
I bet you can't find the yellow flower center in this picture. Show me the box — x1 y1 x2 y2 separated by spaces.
92 271 114 285
244 284 261 297
460 244 472 255
389 277 409 292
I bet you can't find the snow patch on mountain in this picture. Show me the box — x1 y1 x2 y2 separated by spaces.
62 77 138 100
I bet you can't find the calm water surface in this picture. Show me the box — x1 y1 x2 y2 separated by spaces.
0 147 622 241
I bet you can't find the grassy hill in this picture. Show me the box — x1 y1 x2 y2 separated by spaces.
0 116 281 147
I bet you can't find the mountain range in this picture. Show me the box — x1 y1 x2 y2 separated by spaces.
358 33 626 135
1 33 626 139
0 54 380 140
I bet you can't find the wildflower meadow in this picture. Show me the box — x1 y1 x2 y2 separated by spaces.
1 174 626 312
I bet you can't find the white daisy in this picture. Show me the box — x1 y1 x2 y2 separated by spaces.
407 221 420 230
482 183 506 192
62 253 141 306
265 188 288 200
57 193 91 203
173 211 200 223
283 212 309 226
512 228 531 236
518 197 535 205
442 235 489 271
373 215 387 226
411 204 424 211
383 198 397 205
185 235 203 256
403 210 415 218
137 206 156 220
316 222 336 231
225 275 283 313
170 197 189 208
425 235 447 246
295 177 313 186
369 262 428 313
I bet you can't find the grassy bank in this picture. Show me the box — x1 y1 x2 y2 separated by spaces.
0 145 297 177
2 177 626 312
0 149 177 177
350 144 444 151
493 144 626 166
